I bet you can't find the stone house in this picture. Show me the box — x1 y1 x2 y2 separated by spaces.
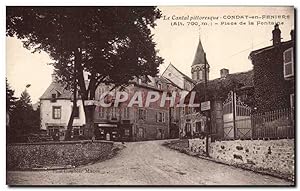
40 72 185 141
40 74 86 141
93 76 172 141
181 69 254 139
249 24 295 112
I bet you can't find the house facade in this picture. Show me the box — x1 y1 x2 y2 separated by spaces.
93 76 172 141
249 24 295 112
40 75 86 141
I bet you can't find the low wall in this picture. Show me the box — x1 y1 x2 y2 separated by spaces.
7 140 114 170
188 138 294 180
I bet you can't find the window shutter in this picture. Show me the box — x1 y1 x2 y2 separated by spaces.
283 47 294 78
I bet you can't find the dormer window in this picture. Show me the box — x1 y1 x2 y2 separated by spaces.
283 47 294 79
51 93 57 102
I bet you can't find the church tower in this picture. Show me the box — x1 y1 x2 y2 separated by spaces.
191 37 209 83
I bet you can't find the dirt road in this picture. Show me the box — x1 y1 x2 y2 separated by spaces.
7 140 292 185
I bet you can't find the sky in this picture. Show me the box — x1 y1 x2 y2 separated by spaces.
6 6 294 103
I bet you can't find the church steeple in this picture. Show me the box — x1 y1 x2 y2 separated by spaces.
191 36 209 83
192 38 205 66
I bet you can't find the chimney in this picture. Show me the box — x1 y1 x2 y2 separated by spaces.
51 73 56 82
220 68 229 78
290 30 294 41
272 24 281 45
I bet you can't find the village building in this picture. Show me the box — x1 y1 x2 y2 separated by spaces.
93 76 173 141
40 72 184 141
162 63 195 92
181 69 254 139
249 24 295 112
181 24 295 140
39 74 86 141
180 36 254 140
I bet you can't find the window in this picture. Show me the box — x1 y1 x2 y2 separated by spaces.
73 106 79 118
185 123 191 133
157 112 165 123
290 94 295 109
138 109 146 120
51 93 57 102
283 47 294 78
111 107 117 119
48 126 60 136
196 122 201 132
124 129 130 136
99 107 105 118
123 107 130 119
162 112 165 122
52 106 61 119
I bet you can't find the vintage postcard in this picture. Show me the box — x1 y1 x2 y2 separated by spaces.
6 6 295 186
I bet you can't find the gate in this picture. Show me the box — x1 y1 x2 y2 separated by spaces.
223 91 251 139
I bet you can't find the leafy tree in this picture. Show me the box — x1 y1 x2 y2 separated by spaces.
7 7 163 140
8 90 40 142
6 79 17 142
6 78 17 116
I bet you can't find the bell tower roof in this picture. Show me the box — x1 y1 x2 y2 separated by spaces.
192 37 206 66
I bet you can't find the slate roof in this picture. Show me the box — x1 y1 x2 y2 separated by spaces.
186 70 254 103
192 38 206 66
249 40 293 59
40 81 73 100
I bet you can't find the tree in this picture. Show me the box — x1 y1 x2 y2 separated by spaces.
6 79 17 142
6 78 17 116
8 90 40 142
7 7 163 140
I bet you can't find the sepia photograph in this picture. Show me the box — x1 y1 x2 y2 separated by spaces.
5 5 295 186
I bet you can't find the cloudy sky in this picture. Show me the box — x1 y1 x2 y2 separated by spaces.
6 6 294 102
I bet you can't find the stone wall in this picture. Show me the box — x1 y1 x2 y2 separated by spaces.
188 137 208 155
188 138 294 179
7 140 113 170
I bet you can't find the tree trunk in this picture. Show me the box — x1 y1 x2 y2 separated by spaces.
65 74 77 141
84 105 96 139
65 50 79 141
82 74 97 139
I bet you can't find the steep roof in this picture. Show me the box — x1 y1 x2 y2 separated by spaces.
160 76 183 90
249 40 294 59
162 63 195 84
192 38 206 66
40 81 73 100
